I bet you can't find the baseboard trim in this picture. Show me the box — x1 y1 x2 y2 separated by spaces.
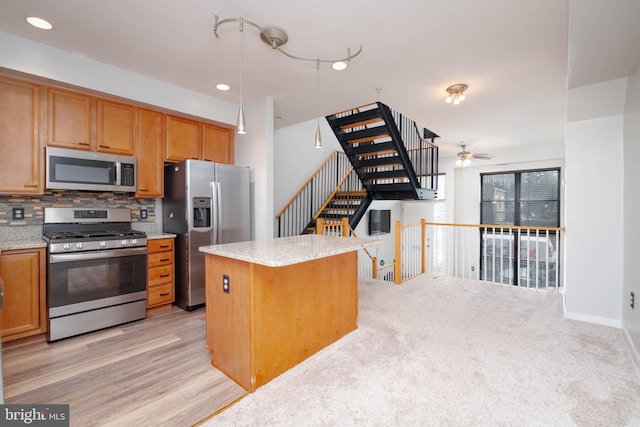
623 328 640 378
563 311 623 328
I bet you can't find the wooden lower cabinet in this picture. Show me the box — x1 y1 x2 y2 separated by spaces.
147 238 175 310
1 248 47 342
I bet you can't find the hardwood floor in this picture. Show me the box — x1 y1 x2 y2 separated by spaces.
2 306 247 427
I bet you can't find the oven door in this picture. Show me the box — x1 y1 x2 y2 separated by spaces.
48 247 147 318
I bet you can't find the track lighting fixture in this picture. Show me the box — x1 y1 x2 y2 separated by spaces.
214 15 362 140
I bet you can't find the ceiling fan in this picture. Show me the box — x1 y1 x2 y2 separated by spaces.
456 143 492 167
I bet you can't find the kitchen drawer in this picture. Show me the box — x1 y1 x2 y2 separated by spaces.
147 282 174 307
148 265 173 287
148 251 174 267
148 238 174 253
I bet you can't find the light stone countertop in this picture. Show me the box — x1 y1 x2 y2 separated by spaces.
199 234 380 267
0 237 47 251
145 233 176 240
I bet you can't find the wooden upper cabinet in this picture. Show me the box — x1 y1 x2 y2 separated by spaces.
47 87 93 150
97 99 135 155
136 108 164 198
0 76 42 194
165 115 201 162
202 124 234 164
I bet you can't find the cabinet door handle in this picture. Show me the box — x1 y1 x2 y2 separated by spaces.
159 245 170 248
160 292 170 297
139 188 149 192
78 142 90 146
160 274 170 278
160 258 170 262
99 144 111 149
23 184 38 187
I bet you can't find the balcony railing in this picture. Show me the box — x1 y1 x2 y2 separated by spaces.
315 217 565 291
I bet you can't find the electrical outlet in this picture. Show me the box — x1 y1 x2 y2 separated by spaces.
12 207 24 220
631 292 635 309
140 209 148 220
223 275 230 294
471 266 475 272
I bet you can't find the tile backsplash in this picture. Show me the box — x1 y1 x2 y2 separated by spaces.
0 191 156 227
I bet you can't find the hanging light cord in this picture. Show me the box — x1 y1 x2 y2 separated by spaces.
239 18 244 109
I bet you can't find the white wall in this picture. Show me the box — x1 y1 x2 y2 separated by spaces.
623 59 640 354
235 96 275 241
274 118 341 212
564 79 626 327
0 32 237 125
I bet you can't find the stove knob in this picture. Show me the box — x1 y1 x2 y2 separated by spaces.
121 240 128 246
76 242 83 250
131 239 138 245
63 243 71 251
99 241 107 248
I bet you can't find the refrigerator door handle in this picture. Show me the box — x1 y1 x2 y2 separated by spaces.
210 181 221 244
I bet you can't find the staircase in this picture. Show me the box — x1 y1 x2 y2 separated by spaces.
303 189 371 234
326 102 438 200
276 102 438 237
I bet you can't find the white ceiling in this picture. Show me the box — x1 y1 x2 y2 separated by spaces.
1 0 639 161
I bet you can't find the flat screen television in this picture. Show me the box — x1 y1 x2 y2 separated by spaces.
369 209 391 235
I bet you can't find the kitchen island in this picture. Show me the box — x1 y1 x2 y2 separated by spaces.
199 234 378 392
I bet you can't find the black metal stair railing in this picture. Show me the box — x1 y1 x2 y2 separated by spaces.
388 106 439 191
275 151 364 237
327 102 439 199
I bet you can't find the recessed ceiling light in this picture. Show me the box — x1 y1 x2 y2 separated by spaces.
331 61 347 71
216 83 230 91
26 16 53 30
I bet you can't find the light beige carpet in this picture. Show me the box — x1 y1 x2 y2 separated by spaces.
200 275 640 426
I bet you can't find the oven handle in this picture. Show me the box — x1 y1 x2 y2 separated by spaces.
49 247 147 263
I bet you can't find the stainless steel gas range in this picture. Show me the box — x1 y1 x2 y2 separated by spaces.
43 208 147 342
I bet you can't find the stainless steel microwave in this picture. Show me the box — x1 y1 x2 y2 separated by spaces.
46 146 137 192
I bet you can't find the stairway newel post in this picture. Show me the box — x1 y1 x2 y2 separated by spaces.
394 220 402 284
421 218 426 274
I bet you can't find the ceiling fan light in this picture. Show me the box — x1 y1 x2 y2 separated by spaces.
463 158 471 167
458 93 466 102
445 95 453 103
453 96 460 105
456 158 462 167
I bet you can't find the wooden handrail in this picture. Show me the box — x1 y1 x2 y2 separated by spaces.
329 102 377 117
311 170 356 221
275 150 344 219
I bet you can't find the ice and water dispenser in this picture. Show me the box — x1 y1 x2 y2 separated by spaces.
193 197 211 228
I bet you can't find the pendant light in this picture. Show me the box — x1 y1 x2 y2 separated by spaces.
314 59 322 149
236 18 247 134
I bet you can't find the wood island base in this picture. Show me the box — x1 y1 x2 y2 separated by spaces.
204 250 358 392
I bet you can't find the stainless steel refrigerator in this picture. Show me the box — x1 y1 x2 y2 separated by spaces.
163 160 251 311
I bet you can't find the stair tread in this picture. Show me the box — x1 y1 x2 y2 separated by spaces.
348 141 397 156
338 125 390 143
327 107 383 128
